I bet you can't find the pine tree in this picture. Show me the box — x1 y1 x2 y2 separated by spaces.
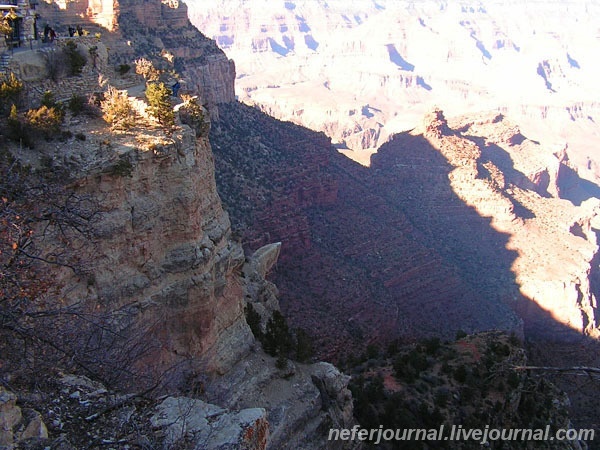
145 82 174 129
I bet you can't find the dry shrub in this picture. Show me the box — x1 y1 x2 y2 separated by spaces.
101 86 135 130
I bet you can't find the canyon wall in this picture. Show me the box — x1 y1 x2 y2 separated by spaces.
63 129 250 382
187 0 600 181
2 1 358 447
211 104 600 360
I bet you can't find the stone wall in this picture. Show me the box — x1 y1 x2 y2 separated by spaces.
6 37 116 107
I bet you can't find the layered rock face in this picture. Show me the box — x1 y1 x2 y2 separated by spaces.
41 125 249 387
187 0 600 179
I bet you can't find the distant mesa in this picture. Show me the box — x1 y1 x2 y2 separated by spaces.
284 1 295 10
386 44 415 71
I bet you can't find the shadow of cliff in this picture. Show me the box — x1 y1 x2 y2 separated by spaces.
211 102 600 440
211 102 597 348
556 163 600 206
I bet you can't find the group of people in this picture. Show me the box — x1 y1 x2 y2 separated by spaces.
42 24 84 43
68 25 84 37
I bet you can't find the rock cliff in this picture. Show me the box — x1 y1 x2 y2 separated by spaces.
37 0 236 118
1 1 358 448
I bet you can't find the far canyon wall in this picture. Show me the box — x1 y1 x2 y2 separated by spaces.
187 0 600 180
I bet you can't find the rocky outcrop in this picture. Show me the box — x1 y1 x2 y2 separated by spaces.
35 0 236 119
151 397 269 450
0 387 48 448
115 0 236 117
204 352 357 450
40 122 252 388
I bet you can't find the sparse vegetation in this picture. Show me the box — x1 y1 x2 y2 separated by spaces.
346 332 576 449
245 305 314 363
179 94 209 136
0 16 12 36
25 105 64 139
64 40 87 76
0 72 23 114
68 94 86 116
5 104 33 147
101 86 135 130
134 57 160 81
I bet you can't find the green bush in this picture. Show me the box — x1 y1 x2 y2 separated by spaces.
145 82 174 129
0 73 23 114
68 94 87 116
6 104 33 147
25 105 63 139
263 310 292 357
40 91 65 121
245 303 262 339
64 40 87 76
118 64 131 75
41 90 55 108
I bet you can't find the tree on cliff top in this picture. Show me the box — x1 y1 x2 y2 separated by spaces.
145 81 174 130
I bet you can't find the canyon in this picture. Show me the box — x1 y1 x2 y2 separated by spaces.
186 0 600 176
188 0 600 397
210 103 600 351
1 0 599 447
